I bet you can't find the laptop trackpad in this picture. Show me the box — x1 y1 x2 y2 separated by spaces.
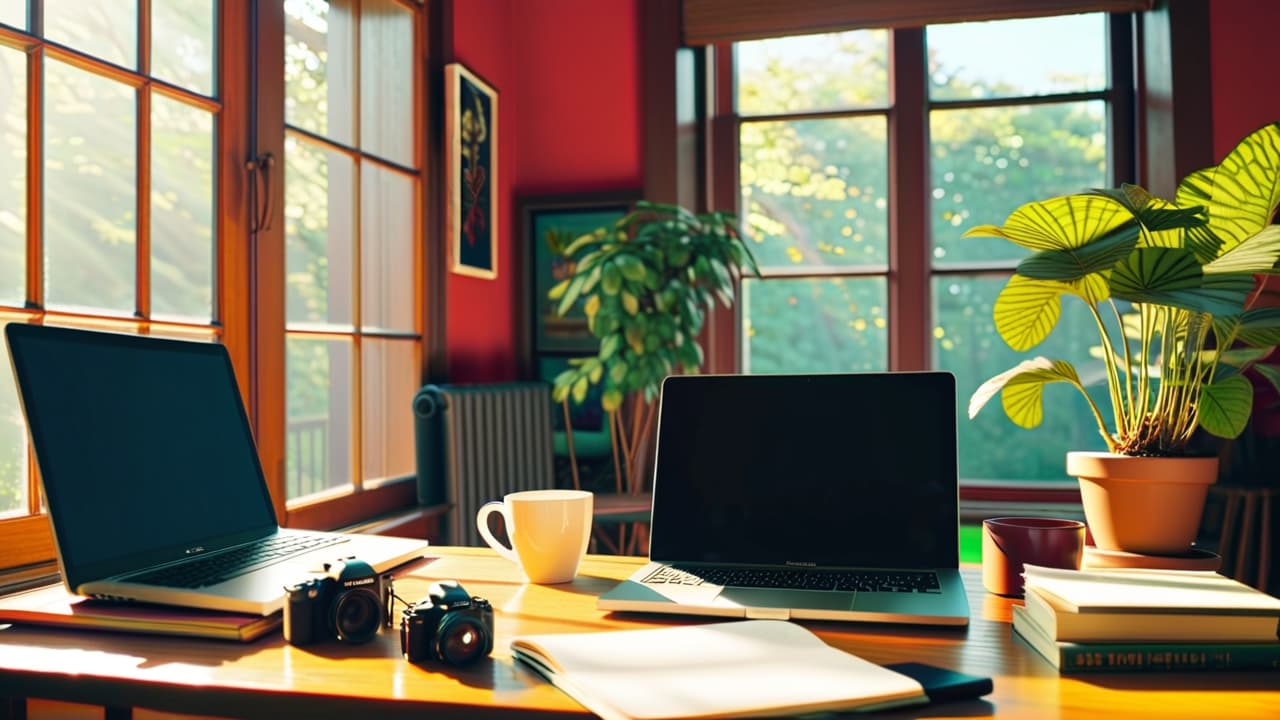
717 587 856 611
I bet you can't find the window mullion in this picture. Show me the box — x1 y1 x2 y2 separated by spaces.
887 27 928 371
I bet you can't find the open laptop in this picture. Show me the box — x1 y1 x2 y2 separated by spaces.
598 372 970 626
4 323 430 616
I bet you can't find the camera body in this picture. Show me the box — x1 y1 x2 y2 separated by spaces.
400 580 494 666
283 557 393 646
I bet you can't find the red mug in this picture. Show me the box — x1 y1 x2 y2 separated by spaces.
981 516 1085 597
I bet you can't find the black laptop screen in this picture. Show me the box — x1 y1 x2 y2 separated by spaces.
648 372 960 569
5 325 277 586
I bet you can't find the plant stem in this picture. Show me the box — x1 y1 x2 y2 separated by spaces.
1108 298 1137 429
1087 302 1126 440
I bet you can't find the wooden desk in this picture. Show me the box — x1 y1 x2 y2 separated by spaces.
1 547 1277 719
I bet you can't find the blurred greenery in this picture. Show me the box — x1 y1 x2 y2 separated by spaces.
737 19 1113 482
0 3 214 514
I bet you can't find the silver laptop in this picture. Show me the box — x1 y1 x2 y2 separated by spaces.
5 324 429 616
598 372 970 626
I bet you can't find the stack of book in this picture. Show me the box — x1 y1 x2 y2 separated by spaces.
1012 564 1280 673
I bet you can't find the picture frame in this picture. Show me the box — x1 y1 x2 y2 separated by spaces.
521 192 637 354
445 62 499 279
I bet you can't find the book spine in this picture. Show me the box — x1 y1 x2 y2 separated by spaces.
1059 644 1280 673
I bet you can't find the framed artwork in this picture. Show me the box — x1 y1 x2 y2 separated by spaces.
445 62 499 279
521 193 636 354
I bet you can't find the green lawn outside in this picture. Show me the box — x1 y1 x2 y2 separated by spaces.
960 524 983 565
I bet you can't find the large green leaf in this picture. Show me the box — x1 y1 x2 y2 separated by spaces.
1174 167 1225 263
1092 184 1205 250
1110 248 1253 315
993 276 1064 352
1253 363 1280 401
1015 221 1140 281
1236 307 1280 347
968 357 1082 429
1198 374 1253 439
1209 122 1280 254
1202 225 1280 275
963 194 1136 252
1108 247 1201 297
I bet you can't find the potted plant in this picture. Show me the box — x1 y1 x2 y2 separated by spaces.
547 200 758 526
965 122 1280 555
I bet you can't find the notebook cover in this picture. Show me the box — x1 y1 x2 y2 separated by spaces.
0 583 280 642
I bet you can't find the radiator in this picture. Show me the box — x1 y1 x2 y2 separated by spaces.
413 382 556 546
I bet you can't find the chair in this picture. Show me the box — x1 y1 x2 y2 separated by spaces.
557 397 653 555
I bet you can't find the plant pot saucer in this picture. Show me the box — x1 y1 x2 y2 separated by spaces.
1082 545 1221 572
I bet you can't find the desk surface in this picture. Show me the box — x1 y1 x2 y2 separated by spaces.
1 547 1277 719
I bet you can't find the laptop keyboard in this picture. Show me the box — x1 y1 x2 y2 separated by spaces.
643 565 941 594
127 534 348 589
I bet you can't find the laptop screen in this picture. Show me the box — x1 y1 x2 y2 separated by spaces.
648 372 960 569
5 325 278 588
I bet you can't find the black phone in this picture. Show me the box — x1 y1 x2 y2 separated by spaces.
884 662 993 704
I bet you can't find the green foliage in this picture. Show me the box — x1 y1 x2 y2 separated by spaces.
967 123 1280 456
549 201 759 411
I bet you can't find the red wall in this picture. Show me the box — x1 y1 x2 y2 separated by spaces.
445 0 643 383
1209 0 1280 160
509 0 643 195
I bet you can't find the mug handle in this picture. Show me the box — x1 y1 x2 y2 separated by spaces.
476 501 519 565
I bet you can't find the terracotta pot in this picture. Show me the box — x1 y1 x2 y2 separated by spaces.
1066 451 1218 556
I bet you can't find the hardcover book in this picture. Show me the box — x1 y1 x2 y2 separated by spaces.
1024 585 1280 643
1021 564 1280 615
0 583 281 642
1013 605 1280 673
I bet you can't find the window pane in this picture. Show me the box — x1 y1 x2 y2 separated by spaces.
45 0 137 68
0 323 28 517
743 277 887 373
0 46 24 305
360 0 413 165
286 335 353 499
741 117 888 270
285 136 354 327
361 165 414 332
44 60 136 313
286 0 355 145
930 102 1107 265
927 14 1106 101
151 94 214 321
0 0 23 29
737 30 889 115
152 0 216 96
362 338 416 483
932 275 1109 482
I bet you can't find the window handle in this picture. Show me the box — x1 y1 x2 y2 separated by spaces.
246 153 275 234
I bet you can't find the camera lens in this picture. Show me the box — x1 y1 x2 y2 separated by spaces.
331 588 382 644
436 613 492 666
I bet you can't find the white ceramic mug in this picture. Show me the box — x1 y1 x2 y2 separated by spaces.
475 489 593 584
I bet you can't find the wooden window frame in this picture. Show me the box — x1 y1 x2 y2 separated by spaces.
705 13 1140 504
0 0 439 580
254 0 429 532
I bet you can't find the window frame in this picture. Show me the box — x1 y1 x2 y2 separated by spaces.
709 13 1138 498
0 0 437 580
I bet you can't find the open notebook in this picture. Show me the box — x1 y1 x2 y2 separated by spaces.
512 620 929 719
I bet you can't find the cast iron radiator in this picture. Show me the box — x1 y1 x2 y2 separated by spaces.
413 382 556 546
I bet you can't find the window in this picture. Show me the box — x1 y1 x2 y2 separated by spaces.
733 13 1130 483
0 0 429 577
280 0 422 516
0 1 219 568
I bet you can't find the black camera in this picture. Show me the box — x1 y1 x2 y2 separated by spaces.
283 557 393 646
400 580 494 666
